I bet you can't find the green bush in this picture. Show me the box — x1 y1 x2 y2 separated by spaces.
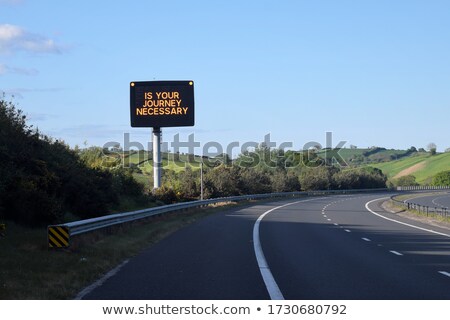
0 97 149 226
204 165 241 197
393 175 419 187
432 171 450 186
270 170 301 192
153 186 178 204
333 167 387 189
300 167 337 190
0 98 63 226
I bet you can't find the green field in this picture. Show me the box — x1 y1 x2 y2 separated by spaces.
122 148 450 187
315 147 450 184
370 152 450 184
317 147 411 165
123 151 202 174
123 151 204 189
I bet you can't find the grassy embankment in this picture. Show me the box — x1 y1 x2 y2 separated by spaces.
123 151 202 189
370 152 450 184
0 203 237 299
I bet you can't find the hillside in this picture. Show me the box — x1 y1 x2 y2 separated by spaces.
316 147 415 165
120 151 209 189
369 152 450 184
314 146 450 184
123 151 203 173
119 147 449 188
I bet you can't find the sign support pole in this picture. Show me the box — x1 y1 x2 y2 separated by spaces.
152 127 162 190
200 161 204 200
130 81 195 191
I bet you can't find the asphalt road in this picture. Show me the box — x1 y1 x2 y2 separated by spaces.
403 192 450 208
81 193 450 300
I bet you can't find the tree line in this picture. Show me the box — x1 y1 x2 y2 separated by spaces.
393 171 450 187
0 97 147 227
1 97 387 227
159 147 387 201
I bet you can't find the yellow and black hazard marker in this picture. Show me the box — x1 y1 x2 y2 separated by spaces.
48 225 70 248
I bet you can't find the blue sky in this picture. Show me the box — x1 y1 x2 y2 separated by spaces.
1 0 450 154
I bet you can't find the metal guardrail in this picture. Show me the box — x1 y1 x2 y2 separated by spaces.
390 194 449 218
48 188 387 248
397 185 450 191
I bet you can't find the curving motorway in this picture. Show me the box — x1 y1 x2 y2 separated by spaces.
80 193 450 300
402 192 450 209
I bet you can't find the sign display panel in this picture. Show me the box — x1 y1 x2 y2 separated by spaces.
130 80 194 127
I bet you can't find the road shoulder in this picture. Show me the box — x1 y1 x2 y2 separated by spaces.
382 199 450 232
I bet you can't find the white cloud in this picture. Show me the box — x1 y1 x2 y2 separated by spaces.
0 24 22 41
0 63 39 75
0 24 65 54
26 112 58 121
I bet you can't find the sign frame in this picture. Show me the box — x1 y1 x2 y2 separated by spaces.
130 80 195 128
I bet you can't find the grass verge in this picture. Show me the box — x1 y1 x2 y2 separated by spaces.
0 202 247 300
384 199 450 225
390 192 448 203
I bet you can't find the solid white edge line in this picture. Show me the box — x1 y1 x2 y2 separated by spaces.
431 194 450 207
74 259 129 300
253 197 325 300
438 271 450 278
365 197 450 238
253 212 283 300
